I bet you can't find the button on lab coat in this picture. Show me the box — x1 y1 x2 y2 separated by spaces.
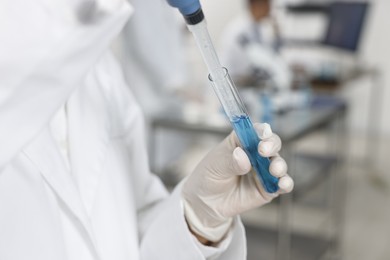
0 1 246 259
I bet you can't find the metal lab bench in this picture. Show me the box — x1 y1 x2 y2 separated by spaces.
149 95 348 260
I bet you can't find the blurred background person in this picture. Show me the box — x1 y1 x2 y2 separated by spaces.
220 0 292 92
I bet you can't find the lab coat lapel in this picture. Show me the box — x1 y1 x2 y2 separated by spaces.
66 74 110 216
23 128 99 252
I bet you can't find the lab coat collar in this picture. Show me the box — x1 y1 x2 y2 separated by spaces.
21 76 112 260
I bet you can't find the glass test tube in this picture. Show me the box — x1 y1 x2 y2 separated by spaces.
209 68 279 193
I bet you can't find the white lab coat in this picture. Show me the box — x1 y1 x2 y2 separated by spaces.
0 1 246 259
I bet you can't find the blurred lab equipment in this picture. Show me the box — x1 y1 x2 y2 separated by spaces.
312 1 370 82
285 1 371 83
322 2 369 52
168 0 282 193
284 1 382 168
243 43 292 91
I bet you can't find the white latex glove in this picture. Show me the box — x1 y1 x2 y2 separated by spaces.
182 123 293 242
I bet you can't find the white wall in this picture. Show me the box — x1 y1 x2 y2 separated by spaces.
359 0 390 136
201 0 390 136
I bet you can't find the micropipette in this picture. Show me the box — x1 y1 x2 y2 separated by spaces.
167 1 279 193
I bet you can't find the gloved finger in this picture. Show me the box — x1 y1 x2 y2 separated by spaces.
258 134 282 157
254 123 273 139
269 156 288 178
232 147 251 175
277 175 294 194
253 123 282 157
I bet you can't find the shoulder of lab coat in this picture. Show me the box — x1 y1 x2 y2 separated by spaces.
102 52 247 259
0 0 132 171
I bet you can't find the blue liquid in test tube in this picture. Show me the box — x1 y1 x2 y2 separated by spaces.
231 115 279 193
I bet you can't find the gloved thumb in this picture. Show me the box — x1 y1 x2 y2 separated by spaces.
232 147 251 175
208 133 252 180
254 123 273 139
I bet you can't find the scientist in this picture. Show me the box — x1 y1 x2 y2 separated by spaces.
221 0 291 90
0 1 293 260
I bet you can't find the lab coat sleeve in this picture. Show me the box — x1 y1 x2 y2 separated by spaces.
103 51 247 258
138 181 247 260
0 0 131 171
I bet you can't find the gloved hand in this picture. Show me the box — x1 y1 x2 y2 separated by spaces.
182 123 293 242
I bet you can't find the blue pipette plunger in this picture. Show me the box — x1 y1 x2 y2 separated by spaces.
166 0 200 15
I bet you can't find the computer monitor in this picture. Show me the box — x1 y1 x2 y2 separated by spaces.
322 2 369 52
